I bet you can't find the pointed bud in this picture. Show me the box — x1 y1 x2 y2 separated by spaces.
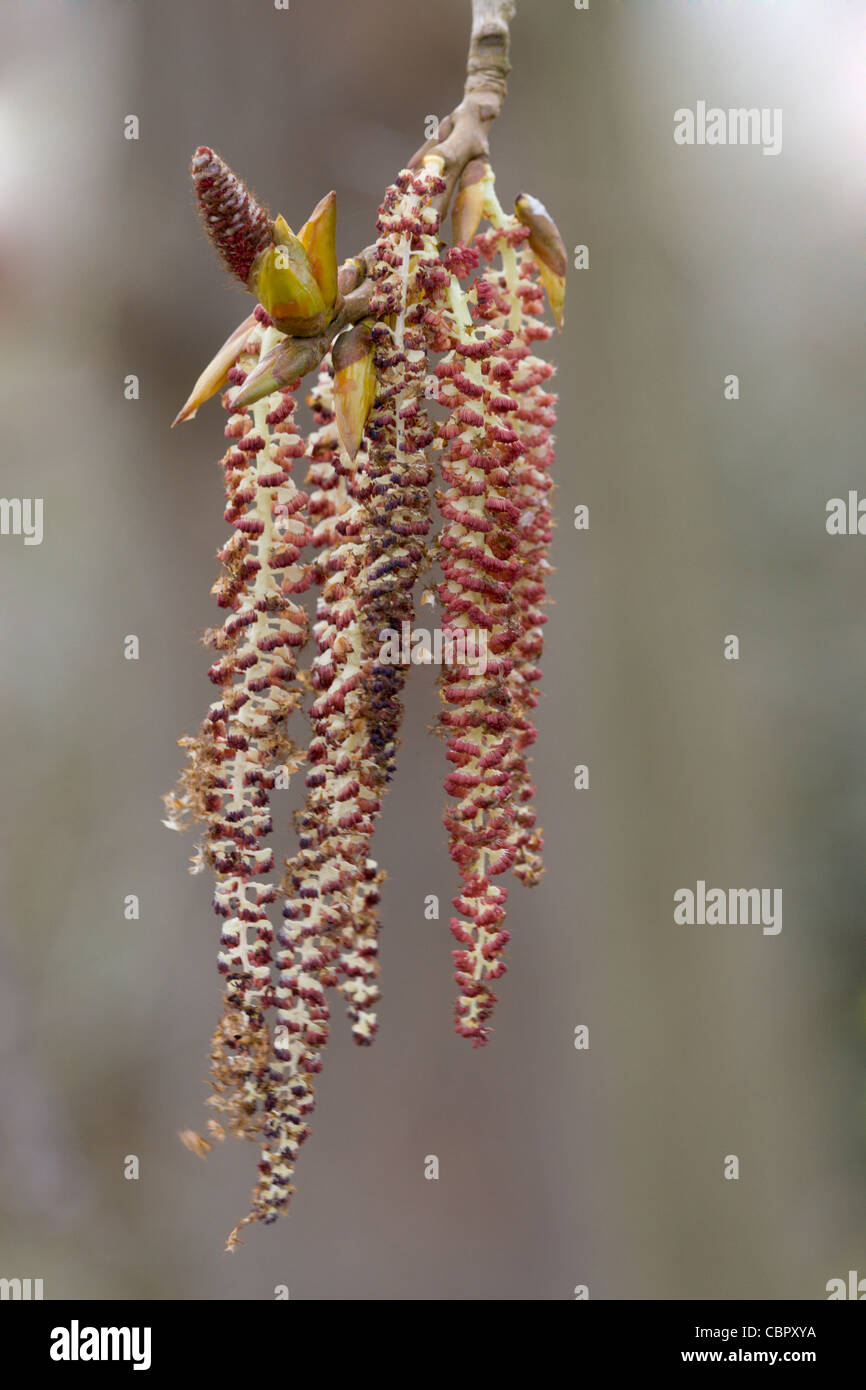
249 228 327 337
337 257 367 298
514 193 567 329
179 1129 212 1159
298 191 338 313
190 147 272 285
230 333 330 409
172 311 258 426
272 213 294 243
332 322 376 460
452 159 489 246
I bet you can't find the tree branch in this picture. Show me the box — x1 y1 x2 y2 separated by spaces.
409 0 516 216
309 0 517 382
185 0 518 417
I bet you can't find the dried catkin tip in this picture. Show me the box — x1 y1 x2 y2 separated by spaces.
169 0 563 1240
178 1129 212 1159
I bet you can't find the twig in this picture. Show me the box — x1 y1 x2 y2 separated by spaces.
338 0 516 333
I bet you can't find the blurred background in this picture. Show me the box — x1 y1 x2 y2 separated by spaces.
0 0 863 1300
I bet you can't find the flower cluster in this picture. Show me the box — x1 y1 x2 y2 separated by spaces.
165 311 312 1187
167 145 564 1245
430 181 559 1045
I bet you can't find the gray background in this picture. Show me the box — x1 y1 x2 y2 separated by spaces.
0 0 863 1299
